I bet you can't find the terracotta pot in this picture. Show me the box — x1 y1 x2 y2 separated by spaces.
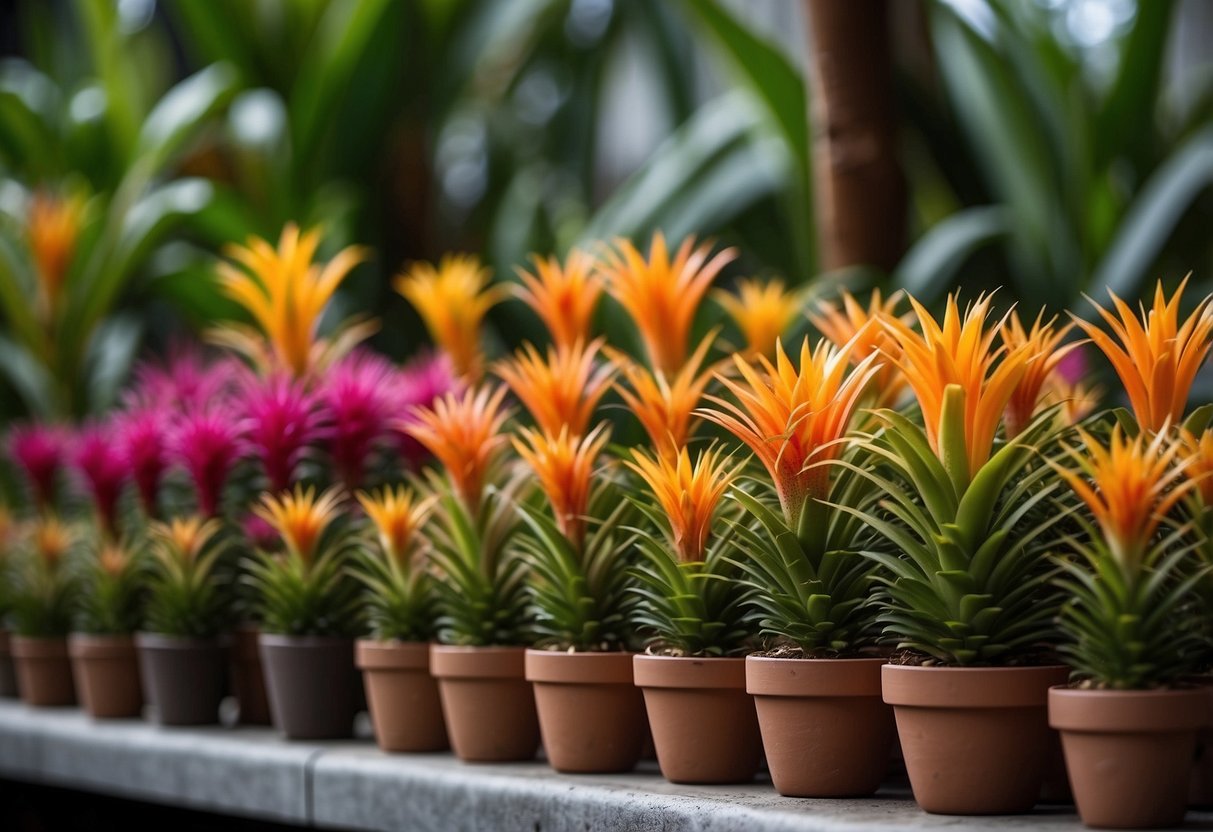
430 645 539 762
356 639 448 752
1188 679 1213 808
882 664 1069 814
260 634 359 740
747 656 893 797
136 633 226 725
1051 686 1208 829
633 654 761 784
11 635 75 707
229 626 272 725
68 634 142 719
525 650 644 773
0 631 17 698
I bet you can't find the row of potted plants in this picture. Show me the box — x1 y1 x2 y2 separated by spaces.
0 226 1211 830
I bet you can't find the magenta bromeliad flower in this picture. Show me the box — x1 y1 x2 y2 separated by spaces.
317 350 397 489
172 404 245 518
114 407 171 518
72 420 128 537
393 351 459 470
125 347 237 412
9 422 69 511
238 372 324 491
240 511 281 552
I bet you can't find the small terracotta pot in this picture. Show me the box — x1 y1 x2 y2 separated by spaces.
747 656 893 797
229 626 272 725
1187 679 1213 808
1051 686 1208 829
260 634 359 740
633 654 761 784
11 635 76 707
68 634 142 719
430 645 540 762
356 639 448 752
525 650 644 774
882 664 1069 814
136 633 226 725
0 631 18 698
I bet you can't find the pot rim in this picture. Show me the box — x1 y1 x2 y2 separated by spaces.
881 663 1070 708
1048 685 1210 733
632 654 747 690
68 633 137 659
356 638 431 671
258 633 355 650
134 632 224 650
430 644 527 680
524 649 635 685
10 635 70 659
746 655 886 697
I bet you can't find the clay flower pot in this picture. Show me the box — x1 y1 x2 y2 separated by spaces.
259 634 359 740
633 654 761 784
68 634 142 719
1051 686 1209 829
430 645 540 762
356 639 448 752
229 625 272 726
11 635 76 707
747 656 894 797
136 633 227 725
882 664 1069 814
525 650 645 774
0 631 18 698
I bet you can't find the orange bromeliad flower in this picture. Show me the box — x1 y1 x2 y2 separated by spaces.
494 338 614 437
31 516 72 567
1183 429 1213 509
1043 377 1103 427
700 336 879 524
1074 279 1213 434
626 445 737 564
357 486 430 566
513 250 602 350
27 191 86 320
599 232 735 375
255 484 344 564
216 224 369 377
396 254 504 380
809 289 906 407
513 424 610 546
150 516 222 564
404 385 512 509
98 542 133 577
714 278 802 358
1001 310 1077 437
883 293 1033 481
611 334 717 456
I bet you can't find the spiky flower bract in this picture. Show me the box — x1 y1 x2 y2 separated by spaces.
318 350 396 490
513 250 602 351
810 289 906 408
610 334 718 457
393 351 459 470
144 516 229 638
494 339 614 438
71 420 128 538
9 423 69 512
9 517 77 637
1001 311 1076 438
352 486 436 642
75 540 145 635
114 407 171 518
238 372 322 492
714 278 802 358
26 190 85 322
172 403 244 519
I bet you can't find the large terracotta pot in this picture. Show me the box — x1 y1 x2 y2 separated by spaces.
633 654 760 784
356 639 448 752
68 634 142 719
0 631 18 698
11 635 75 707
430 645 539 762
747 656 893 797
260 634 359 740
229 626 272 725
882 664 1069 814
1051 686 1208 829
526 650 644 774
136 633 226 725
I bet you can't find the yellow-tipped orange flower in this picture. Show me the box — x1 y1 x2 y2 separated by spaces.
357 486 430 567
626 445 737 564
1001 310 1077 437
494 338 614 437
611 334 718 457
600 232 735 375
714 278 802 358
150 516 222 564
1055 426 1194 569
27 191 86 319
31 516 72 567
217 224 368 377
810 289 906 407
701 336 879 523
1074 278 1213 434
396 254 504 380
513 424 610 545
255 484 344 564
513 250 602 350
405 385 512 509
884 293 1033 478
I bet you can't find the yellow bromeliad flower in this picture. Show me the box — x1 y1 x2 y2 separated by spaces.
513 250 602 351
494 338 614 437
404 385 512 509
1001 310 1077 437
611 334 718 457
396 254 505 380
883 293 1033 482
149 516 223 564
625 445 737 563
809 289 906 407
599 232 735 375
255 484 344 565
31 516 72 567
513 424 610 546
27 191 86 321
700 336 879 524
216 224 369 377
713 278 802 358
1074 278 1213 434
357 486 430 567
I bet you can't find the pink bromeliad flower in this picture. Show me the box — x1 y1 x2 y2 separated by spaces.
9 423 69 511
172 404 244 518
126 347 237 412
393 351 458 470
72 421 128 537
318 350 397 490
238 372 324 491
113 407 171 518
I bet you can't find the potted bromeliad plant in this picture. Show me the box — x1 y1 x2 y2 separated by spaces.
700 334 895 798
352 485 448 753
245 485 362 740
138 516 231 725
9 516 78 707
